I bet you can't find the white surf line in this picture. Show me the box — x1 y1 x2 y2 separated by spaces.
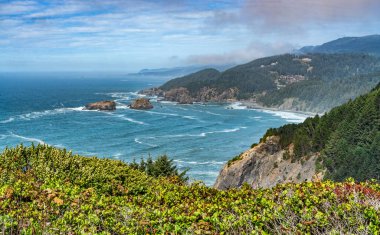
255 109 310 123
104 112 146 125
128 109 200 121
174 159 225 165
0 117 15 124
149 126 247 138
9 132 45 144
134 138 158 147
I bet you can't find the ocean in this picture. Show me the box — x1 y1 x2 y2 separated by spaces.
0 73 309 186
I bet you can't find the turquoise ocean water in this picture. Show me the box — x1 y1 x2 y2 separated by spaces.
0 73 309 185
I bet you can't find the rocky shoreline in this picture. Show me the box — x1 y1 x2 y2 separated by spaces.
140 87 318 117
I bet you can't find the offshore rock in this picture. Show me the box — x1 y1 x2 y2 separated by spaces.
129 98 153 110
84 101 116 111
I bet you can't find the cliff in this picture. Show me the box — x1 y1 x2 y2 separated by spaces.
215 83 380 189
214 136 323 189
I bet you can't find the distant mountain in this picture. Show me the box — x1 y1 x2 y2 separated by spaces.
216 82 380 189
143 53 380 112
129 64 234 78
298 35 380 56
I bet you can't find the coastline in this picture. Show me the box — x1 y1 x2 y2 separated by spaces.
149 94 319 118
238 100 320 117
140 88 320 117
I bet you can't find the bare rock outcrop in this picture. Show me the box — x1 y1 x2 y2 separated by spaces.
84 101 116 111
139 88 164 97
164 87 193 104
129 98 153 110
214 136 323 190
139 86 239 104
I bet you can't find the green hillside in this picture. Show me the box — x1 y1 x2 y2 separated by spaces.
0 144 379 234
259 72 380 112
299 35 380 56
158 53 380 111
259 83 380 181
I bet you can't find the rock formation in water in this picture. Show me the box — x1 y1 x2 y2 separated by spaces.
129 98 154 110
84 101 116 111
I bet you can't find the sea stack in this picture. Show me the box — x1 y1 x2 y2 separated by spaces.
84 101 116 111
129 98 153 110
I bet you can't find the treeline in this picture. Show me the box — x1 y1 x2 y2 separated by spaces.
129 155 188 182
259 83 380 181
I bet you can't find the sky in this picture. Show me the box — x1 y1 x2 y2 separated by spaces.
1 0 380 72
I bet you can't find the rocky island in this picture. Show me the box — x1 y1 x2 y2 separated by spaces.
129 98 153 110
83 100 116 111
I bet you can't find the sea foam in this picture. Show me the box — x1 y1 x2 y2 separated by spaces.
0 117 15 124
258 110 310 123
9 132 45 144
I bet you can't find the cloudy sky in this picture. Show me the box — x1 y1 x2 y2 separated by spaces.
1 0 380 72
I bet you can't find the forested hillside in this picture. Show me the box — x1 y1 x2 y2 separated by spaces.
259 72 380 112
298 35 380 56
155 53 380 112
259 83 380 181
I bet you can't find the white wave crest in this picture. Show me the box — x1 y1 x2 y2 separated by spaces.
109 114 146 125
258 110 310 123
17 107 87 121
174 160 225 165
143 110 198 121
157 127 246 138
159 101 177 105
134 138 158 147
9 132 45 144
0 117 15 124
225 102 247 110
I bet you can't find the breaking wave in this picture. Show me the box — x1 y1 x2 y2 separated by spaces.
9 132 45 144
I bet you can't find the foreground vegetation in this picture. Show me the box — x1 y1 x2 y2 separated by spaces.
0 144 379 234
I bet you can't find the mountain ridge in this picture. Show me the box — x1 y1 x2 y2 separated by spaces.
142 52 380 113
298 35 380 55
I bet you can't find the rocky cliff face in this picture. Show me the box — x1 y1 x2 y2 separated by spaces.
164 87 193 104
140 86 238 104
214 136 323 189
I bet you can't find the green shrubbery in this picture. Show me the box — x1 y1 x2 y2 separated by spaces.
0 144 379 234
129 155 188 183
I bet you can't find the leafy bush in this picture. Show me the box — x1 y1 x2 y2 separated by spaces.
130 155 188 183
0 145 379 234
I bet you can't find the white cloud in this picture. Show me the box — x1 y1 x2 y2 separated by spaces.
186 41 295 65
0 1 37 15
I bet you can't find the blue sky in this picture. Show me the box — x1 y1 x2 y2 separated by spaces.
1 0 380 72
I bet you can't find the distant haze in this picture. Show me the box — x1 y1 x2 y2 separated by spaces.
1 0 380 72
